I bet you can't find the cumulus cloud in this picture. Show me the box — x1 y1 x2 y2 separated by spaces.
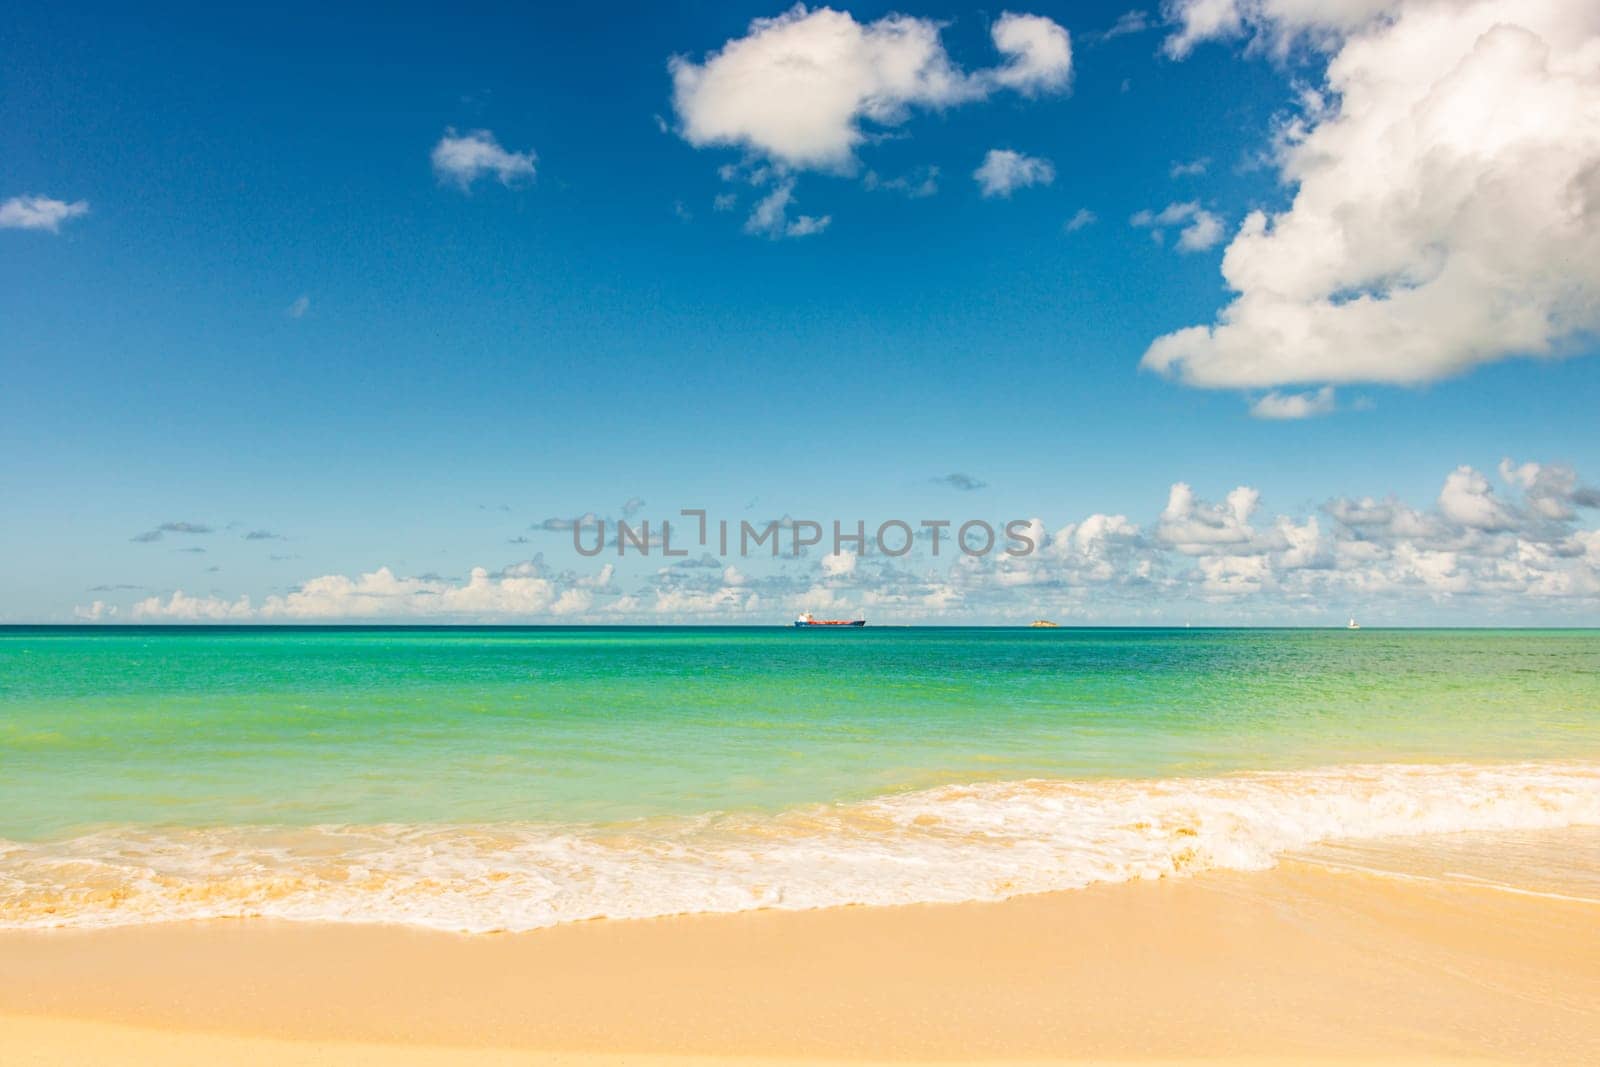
431 129 537 190
1161 0 1393 59
988 12 1075 96
608 460 1599 621
1130 201 1225 251
1437 465 1518 531
0 195 89 232
265 566 581 619
821 549 858 576
1145 0 1600 389
128 562 618 622
1157 482 1260 553
953 459 1600 620
974 149 1056 198
669 6 1072 172
131 591 254 621
1500 458 1600 521
1250 385 1336 419
85 460 1600 624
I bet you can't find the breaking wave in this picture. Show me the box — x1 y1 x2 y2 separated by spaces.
3 760 1597 932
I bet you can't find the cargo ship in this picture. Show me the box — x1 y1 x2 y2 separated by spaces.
794 612 866 628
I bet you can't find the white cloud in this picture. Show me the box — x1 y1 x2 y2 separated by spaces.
131 591 254 621
81 461 1600 625
669 6 1071 172
1437 465 1517 531
974 149 1056 198
1175 211 1223 251
286 295 310 319
744 178 831 238
821 549 858 576
1169 157 1209 177
1064 207 1097 232
1250 385 1336 419
1161 0 1246 58
265 565 590 619
1500 458 1600 521
1130 201 1224 251
120 562 619 622
624 560 767 617
946 460 1600 619
431 129 537 190
784 213 832 237
1144 0 1600 389
989 13 1074 96
0 195 89 232
1161 0 1393 59
1158 482 1259 553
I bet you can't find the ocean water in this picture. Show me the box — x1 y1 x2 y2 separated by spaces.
2 626 1597 930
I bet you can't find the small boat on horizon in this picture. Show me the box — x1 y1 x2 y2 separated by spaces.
1348 617 1361 630
794 612 866 628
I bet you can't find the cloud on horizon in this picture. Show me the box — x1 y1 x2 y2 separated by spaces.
97 460 1600 625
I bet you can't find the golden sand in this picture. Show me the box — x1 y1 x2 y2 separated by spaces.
2 859 1597 1065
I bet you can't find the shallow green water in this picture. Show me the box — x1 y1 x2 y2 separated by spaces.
4 626 1598 839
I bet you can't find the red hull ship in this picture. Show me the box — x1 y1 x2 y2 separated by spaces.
793 612 866 628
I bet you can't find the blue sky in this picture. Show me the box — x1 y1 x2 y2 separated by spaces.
4 0 1600 623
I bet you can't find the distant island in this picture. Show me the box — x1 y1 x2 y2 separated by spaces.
1030 619 1059 628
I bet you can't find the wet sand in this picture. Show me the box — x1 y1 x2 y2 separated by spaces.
2 858 1597 1065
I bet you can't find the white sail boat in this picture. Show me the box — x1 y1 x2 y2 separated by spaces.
1347 617 1361 630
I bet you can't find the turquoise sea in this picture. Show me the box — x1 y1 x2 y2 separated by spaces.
2 626 1598 930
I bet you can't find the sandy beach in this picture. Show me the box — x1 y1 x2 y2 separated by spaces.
11 0 1600 1054
3 856 1597 1066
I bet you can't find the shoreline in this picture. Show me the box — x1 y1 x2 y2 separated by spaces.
7 761 1596 934
4 858 1598 1065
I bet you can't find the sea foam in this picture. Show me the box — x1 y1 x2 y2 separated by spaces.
2 760 1596 932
